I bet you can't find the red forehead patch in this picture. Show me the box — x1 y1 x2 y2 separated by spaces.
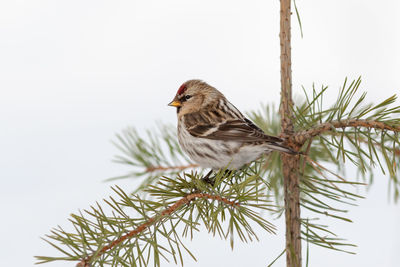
177 84 187 95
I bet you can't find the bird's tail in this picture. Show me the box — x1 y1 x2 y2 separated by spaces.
267 142 298 155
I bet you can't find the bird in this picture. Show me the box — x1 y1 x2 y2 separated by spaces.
168 79 296 171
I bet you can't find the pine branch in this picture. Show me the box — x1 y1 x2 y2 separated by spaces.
77 192 239 267
37 166 277 266
285 78 400 254
145 164 199 173
292 78 400 201
294 119 400 145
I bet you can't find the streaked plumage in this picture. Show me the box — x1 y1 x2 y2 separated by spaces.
169 80 295 170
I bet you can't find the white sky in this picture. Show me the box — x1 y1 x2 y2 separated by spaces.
0 1 399 266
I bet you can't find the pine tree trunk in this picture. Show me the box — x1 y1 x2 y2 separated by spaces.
279 0 302 267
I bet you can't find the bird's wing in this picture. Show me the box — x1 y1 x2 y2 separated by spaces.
185 117 283 143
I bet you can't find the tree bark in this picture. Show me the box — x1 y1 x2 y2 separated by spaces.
279 0 302 267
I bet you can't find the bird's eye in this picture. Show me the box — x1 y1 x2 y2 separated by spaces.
184 95 192 100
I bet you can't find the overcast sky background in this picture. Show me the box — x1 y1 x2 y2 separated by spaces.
1 1 399 266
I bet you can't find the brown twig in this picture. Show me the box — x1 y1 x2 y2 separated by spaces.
293 119 400 145
78 193 238 266
145 163 199 173
279 1 302 266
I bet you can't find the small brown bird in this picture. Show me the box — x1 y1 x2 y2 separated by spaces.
168 80 295 170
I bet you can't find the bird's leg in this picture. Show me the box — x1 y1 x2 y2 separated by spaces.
202 169 235 186
224 169 234 176
201 169 214 185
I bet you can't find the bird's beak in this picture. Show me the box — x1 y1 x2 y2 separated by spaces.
168 100 182 107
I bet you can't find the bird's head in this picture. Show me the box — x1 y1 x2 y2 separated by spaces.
168 80 224 116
